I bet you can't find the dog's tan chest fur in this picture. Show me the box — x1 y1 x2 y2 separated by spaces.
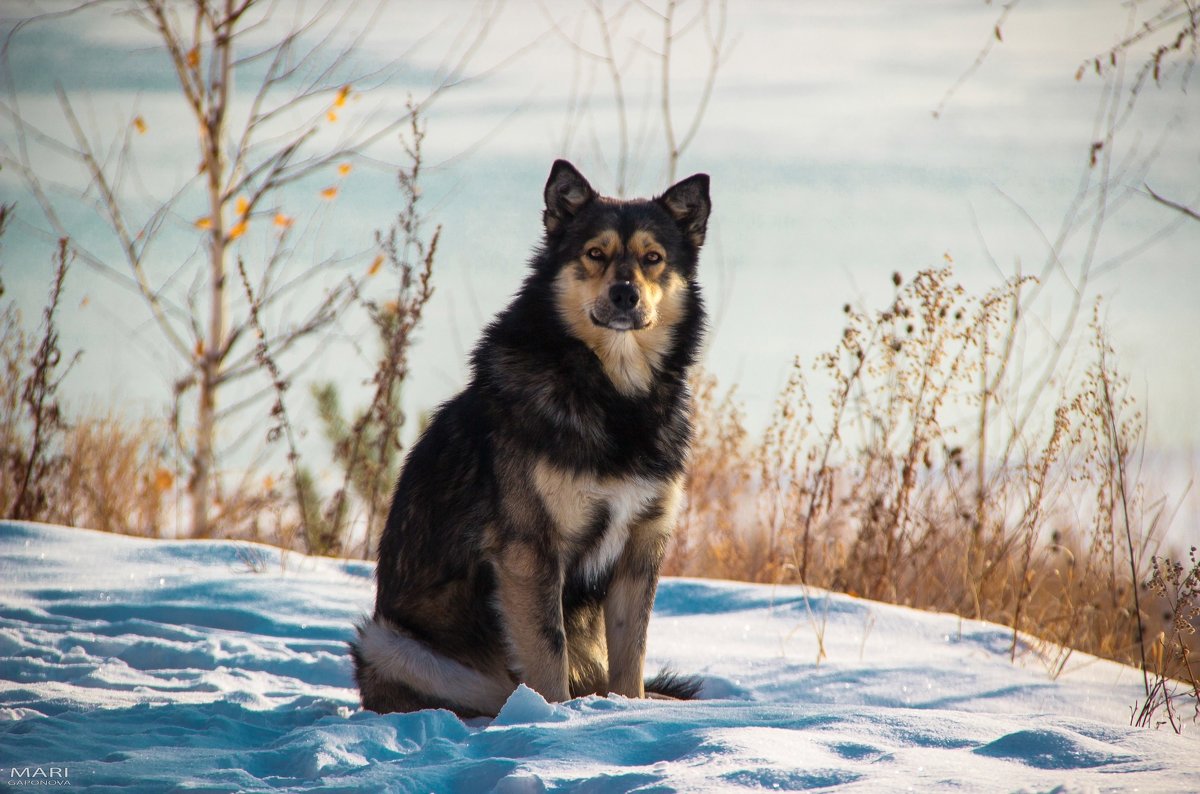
532 459 663 579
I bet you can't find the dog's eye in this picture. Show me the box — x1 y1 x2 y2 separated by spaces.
644 252 663 265
586 247 605 261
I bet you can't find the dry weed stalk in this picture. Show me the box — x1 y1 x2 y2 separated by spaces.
673 265 1194 694
234 256 334 556
318 104 439 560
2 239 78 521
1135 548 1200 731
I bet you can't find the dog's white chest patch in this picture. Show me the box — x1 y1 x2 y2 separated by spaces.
532 460 660 578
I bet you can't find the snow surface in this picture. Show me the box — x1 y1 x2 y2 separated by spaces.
1 521 1197 792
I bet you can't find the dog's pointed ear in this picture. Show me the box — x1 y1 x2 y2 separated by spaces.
543 160 597 233
657 173 711 248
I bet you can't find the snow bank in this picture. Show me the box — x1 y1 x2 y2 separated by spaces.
1 521 1196 791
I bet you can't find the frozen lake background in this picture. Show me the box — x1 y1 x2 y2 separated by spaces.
1 0 1197 541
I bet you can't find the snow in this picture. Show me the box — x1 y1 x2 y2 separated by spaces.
1 521 1197 792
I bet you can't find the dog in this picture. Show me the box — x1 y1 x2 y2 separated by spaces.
350 160 711 717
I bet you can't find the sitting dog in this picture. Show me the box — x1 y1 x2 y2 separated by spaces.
351 160 711 717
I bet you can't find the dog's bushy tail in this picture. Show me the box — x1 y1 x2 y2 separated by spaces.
351 616 515 717
645 668 703 700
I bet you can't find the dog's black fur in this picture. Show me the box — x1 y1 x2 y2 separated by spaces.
351 160 710 717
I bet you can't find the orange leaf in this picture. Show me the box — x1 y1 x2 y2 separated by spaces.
194 216 213 230
273 213 293 228
229 220 248 240
368 254 384 276
327 110 338 123
338 162 352 177
334 85 350 107
154 468 175 493
133 115 147 134
262 474 276 491
194 339 205 358
320 186 338 200
235 196 250 216
187 47 200 69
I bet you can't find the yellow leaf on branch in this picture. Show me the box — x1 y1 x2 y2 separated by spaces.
194 216 213 230
133 116 147 134
273 213 293 228
235 196 250 216
229 220 248 240
338 162 352 177
321 186 338 200
368 254 384 276
334 85 350 107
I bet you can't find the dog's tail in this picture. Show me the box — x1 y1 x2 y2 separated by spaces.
350 616 515 718
645 668 704 700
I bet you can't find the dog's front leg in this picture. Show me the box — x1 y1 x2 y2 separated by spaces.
493 541 571 702
604 483 680 698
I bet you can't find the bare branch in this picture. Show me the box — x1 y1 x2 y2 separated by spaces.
933 0 1021 120
55 86 193 359
1145 184 1200 222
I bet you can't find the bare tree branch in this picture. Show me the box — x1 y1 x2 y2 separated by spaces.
1145 184 1200 223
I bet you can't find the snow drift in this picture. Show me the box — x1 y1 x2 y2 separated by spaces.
1 521 1196 792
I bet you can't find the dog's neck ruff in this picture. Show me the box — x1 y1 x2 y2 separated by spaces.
557 301 679 397
592 326 671 396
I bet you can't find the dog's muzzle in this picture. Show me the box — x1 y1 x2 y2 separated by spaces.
591 282 648 331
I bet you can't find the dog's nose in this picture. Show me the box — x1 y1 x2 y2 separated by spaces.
609 282 639 310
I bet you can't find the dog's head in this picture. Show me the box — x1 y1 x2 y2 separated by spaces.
542 160 710 340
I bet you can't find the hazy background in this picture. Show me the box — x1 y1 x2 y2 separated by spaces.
2 0 1197 539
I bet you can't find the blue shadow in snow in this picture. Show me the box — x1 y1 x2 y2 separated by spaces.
653 580 866 620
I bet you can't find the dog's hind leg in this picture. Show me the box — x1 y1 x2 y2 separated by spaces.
491 540 572 702
350 616 515 717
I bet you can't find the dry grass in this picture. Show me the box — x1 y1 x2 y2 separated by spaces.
50 412 172 536
666 265 1199 722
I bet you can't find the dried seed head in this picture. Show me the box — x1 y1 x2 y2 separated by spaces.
892 271 902 287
